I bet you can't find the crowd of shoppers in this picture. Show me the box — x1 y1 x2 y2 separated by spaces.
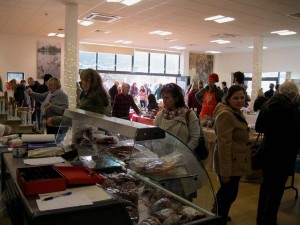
6 68 300 225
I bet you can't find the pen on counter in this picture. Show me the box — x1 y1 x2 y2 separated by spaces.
42 191 72 201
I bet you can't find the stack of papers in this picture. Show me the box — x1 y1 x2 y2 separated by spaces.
37 185 112 211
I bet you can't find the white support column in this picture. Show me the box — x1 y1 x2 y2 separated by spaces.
64 3 78 110
251 36 263 109
180 50 190 76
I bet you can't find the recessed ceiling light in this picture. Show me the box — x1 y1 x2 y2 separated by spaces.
78 20 94 26
48 33 56 36
210 39 231 44
205 15 235 23
149 30 172 36
215 17 235 23
114 40 132 44
248 46 268 49
106 0 141 6
205 51 221 54
169 46 186 50
205 15 224 21
271 30 297 35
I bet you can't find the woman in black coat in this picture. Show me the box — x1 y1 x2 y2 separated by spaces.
253 88 268 112
255 81 300 225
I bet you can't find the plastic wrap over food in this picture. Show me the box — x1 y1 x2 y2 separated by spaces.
74 127 118 145
129 152 184 174
28 147 65 158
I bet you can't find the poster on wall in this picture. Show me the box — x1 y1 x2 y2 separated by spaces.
37 41 61 79
189 53 213 84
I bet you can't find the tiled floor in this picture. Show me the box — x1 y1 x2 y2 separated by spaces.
0 174 299 225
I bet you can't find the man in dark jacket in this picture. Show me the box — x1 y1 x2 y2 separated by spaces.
35 74 52 130
255 81 300 225
108 80 119 105
27 77 40 122
264 83 275 98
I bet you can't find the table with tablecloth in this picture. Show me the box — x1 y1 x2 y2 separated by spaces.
131 114 155 126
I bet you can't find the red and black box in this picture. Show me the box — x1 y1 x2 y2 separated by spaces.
16 165 104 196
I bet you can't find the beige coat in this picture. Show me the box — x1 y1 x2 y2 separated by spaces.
213 102 251 177
154 108 200 150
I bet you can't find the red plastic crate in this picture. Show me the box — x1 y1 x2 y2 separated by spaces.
16 166 104 196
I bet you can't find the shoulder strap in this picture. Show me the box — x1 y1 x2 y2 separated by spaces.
185 109 192 127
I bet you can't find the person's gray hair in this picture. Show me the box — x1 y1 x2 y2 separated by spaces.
279 80 299 100
122 83 130 91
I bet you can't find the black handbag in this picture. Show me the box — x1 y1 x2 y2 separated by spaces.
186 110 208 160
250 133 263 170
195 124 209 160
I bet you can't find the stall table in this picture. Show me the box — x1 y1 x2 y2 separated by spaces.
202 127 262 182
131 114 155 126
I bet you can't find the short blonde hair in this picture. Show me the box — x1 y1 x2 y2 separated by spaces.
257 88 264 97
279 80 299 100
191 81 199 91
48 77 61 89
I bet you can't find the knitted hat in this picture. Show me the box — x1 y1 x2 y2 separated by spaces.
208 73 219 82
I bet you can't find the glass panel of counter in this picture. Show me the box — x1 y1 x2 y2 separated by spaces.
55 109 221 225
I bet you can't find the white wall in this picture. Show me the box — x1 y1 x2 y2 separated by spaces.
0 33 64 93
214 46 300 86
1 33 300 93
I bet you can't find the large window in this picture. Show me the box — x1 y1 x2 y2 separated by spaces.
133 51 149 73
150 52 165 73
79 50 181 75
79 51 97 69
97 53 115 71
242 72 286 97
166 54 180 74
116 54 132 72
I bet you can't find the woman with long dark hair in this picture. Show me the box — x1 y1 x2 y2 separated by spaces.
79 68 111 116
154 83 199 150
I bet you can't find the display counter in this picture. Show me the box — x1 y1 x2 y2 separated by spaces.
2 109 223 225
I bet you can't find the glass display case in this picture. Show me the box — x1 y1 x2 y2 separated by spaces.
56 109 221 225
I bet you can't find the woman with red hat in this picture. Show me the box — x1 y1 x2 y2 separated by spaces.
195 73 224 119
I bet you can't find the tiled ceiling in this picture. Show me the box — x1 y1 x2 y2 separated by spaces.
1 0 300 53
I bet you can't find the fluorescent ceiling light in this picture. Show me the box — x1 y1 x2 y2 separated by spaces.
271 30 296 35
114 40 132 44
210 39 231 44
106 0 141 6
205 15 224 21
205 15 235 23
48 33 56 36
215 17 235 23
170 46 186 50
78 20 94 26
248 46 268 49
122 0 141 6
205 51 221 54
149 30 172 36
56 34 65 38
